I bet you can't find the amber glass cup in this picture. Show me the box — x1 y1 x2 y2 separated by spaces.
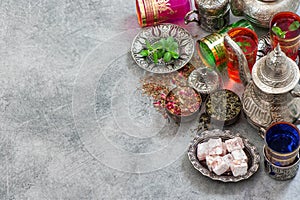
270 12 300 61
224 27 258 83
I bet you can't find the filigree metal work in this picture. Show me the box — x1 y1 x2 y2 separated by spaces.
185 0 230 32
224 35 300 133
230 0 300 28
187 129 260 182
131 24 194 74
263 147 300 180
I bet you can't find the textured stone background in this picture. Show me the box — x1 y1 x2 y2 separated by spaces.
0 0 300 199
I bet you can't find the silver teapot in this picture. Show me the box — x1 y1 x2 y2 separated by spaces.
230 0 300 28
224 35 300 137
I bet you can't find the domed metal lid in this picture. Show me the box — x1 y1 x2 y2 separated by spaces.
196 0 229 16
188 66 221 94
252 45 300 94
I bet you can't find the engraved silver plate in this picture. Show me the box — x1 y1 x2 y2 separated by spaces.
131 24 195 74
187 129 260 182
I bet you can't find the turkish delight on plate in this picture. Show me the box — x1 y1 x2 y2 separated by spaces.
197 142 208 161
230 160 248 177
225 137 244 152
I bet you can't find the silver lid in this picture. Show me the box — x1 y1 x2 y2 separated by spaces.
252 45 300 94
188 67 221 94
196 0 229 16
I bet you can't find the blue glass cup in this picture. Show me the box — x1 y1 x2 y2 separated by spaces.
264 122 300 167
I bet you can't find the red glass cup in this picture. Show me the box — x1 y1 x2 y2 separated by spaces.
270 12 300 61
136 0 191 27
224 27 258 83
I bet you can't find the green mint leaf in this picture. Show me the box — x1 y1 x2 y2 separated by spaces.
152 41 163 50
163 52 172 62
236 42 247 53
166 42 179 52
236 41 250 47
243 42 250 47
153 51 158 64
167 37 174 44
170 51 179 59
145 40 153 51
272 26 286 38
289 21 300 31
157 49 164 59
139 49 149 57
159 38 167 49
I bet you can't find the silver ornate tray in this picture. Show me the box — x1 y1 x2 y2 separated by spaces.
187 129 260 182
131 24 195 74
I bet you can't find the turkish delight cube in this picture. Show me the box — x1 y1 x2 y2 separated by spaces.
207 138 223 155
225 137 244 152
212 158 230 175
231 149 248 161
221 142 227 156
222 153 233 165
230 160 248 177
206 155 220 172
197 142 208 161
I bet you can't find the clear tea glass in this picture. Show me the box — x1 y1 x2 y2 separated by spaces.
196 19 254 71
224 27 258 83
270 12 300 61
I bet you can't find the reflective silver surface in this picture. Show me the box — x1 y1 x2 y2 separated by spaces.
188 129 260 182
230 0 300 28
185 0 230 32
1 1 300 199
188 67 222 94
224 35 300 133
131 24 194 73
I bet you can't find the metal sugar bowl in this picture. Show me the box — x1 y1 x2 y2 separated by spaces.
185 0 230 32
224 35 300 137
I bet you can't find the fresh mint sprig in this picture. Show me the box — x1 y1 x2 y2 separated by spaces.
139 37 179 64
272 20 300 38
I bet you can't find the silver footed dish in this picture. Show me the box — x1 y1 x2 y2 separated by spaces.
131 23 194 74
187 129 260 182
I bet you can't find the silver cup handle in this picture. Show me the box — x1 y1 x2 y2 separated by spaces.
184 10 200 25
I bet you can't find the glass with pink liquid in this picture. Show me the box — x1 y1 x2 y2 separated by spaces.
224 27 258 83
270 12 300 61
136 0 191 27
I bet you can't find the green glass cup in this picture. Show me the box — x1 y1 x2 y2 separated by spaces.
196 19 254 71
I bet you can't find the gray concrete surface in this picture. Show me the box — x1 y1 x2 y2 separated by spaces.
0 0 300 199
